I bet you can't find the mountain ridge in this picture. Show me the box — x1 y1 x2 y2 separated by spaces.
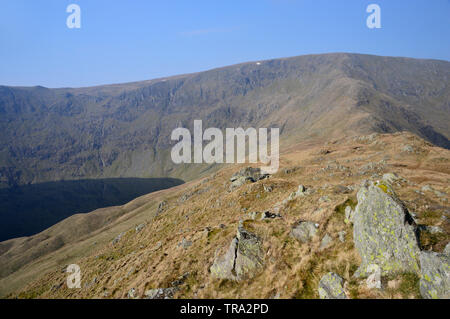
3 52 449 90
1 53 449 189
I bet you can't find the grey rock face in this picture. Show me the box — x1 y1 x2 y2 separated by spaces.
210 226 264 281
353 182 420 277
318 272 347 299
419 251 450 299
291 221 319 243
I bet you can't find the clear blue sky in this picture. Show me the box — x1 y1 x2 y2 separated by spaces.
1 0 449 88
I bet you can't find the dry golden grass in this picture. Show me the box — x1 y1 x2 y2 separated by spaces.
2 132 449 299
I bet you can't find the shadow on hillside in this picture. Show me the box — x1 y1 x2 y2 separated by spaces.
0 177 184 242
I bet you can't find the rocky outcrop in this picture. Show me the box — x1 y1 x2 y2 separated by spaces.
230 167 269 189
288 185 306 200
419 251 450 299
353 181 420 277
318 272 347 299
291 221 319 243
210 225 264 281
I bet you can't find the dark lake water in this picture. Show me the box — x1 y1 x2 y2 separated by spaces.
0 177 184 242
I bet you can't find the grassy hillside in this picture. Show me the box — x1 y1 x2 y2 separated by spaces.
2 132 448 298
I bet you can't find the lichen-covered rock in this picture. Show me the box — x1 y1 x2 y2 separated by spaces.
210 226 264 281
318 272 347 299
291 221 318 243
353 181 420 277
210 238 238 280
419 251 450 299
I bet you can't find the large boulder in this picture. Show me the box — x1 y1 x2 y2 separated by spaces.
291 221 318 243
419 251 450 299
318 272 347 299
210 225 264 281
353 181 420 277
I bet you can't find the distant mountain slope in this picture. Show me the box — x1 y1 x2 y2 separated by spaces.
0 53 449 188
